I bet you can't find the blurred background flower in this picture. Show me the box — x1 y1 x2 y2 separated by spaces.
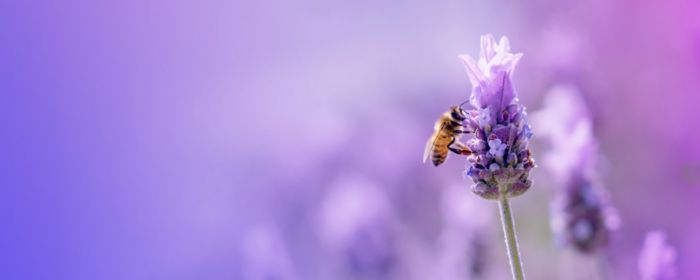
241 224 300 280
434 184 495 280
316 175 398 279
639 230 678 280
533 84 619 254
2 0 700 279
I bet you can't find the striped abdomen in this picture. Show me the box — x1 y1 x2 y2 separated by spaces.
431 131 452 166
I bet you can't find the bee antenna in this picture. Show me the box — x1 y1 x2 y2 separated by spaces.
458 100 469 108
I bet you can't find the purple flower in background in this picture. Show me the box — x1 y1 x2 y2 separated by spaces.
435 184 494 279
639 231 678 280
241 224 300 280
459 34 535 199
317 175 397 277
549 175 616 253
534 84 619 253
532 85 595 183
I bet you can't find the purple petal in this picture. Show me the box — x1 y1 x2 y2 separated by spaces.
480 34 498 61
458 54 485 87
471 182 499 200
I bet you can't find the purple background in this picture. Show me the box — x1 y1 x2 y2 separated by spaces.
2 0 700 279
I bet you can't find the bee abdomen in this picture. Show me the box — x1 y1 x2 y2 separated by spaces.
432 157 445 166
432 147 448 166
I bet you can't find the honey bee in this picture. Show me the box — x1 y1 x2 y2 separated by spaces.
423 104 472 166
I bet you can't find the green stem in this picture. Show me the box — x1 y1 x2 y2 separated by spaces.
498 193 525 280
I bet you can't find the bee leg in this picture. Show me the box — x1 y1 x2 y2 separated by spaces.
454 126 472 134
448 141 472 155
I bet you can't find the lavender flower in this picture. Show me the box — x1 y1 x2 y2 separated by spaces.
639 231 678 280
457 34 532 280
534 84 619 253
459 34 535 199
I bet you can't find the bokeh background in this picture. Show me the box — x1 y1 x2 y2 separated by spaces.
3 0 700 279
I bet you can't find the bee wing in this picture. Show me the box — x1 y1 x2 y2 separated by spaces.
422 135 436 163
423 122 446 163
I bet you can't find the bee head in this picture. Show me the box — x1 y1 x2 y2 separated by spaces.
450 106 466 121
